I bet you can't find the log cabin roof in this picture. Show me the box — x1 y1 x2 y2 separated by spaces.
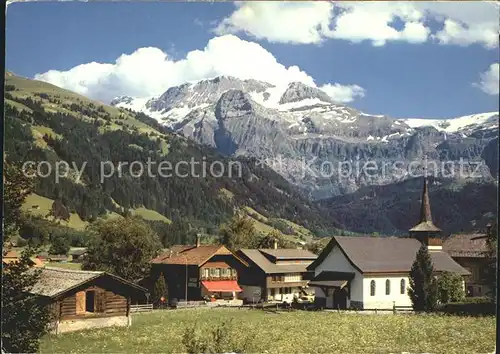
442 233 490 258
307 236 470 275
28 267 147 298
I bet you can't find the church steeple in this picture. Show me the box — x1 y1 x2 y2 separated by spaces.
409 176 441 245
419 176 433 224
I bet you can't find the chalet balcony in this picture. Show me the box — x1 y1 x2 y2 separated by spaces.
200 274 238 281
266 278 309 288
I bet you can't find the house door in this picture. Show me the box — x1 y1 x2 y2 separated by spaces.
332 288 348 310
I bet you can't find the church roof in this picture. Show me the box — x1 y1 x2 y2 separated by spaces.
307 236 470 276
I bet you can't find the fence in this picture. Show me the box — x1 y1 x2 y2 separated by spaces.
130 304 153 313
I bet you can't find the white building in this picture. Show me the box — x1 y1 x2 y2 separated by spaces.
308 177 470 310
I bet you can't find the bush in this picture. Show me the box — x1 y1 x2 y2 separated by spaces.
436 271 464 304
460 296 493 304
441 301 496 316
182 320 256 354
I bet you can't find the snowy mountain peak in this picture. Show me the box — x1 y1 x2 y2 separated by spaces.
279 81 333 105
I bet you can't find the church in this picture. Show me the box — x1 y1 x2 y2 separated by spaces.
307 177 470 310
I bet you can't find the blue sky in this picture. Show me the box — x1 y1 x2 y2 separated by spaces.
6 2 499 118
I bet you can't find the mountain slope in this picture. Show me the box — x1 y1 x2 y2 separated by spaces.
111 76 499 199
4 73 341 241
318 177 498 236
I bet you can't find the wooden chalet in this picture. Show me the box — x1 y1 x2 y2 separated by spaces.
150 237 249 304
28 267 148 334
443 225 493 297
236 244 317 303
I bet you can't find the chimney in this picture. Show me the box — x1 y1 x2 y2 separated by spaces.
273 239 278 250
196 233 201 248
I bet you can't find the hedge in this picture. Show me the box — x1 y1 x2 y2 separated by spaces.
441 297 496 316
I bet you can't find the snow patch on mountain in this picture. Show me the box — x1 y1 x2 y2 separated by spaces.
403 112 499 133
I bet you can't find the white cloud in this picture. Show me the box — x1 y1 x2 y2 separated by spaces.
473 63 499 95
214 2 335 44
215 2 499 48
320 83 365 103
34 35 364 103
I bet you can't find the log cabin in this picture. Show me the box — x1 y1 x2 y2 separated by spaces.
28 267 148 334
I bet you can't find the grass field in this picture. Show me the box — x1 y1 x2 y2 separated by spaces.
45 262 82 270
40 308 496 354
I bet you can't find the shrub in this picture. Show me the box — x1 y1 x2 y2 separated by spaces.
436 271 465 304
441 301 496 316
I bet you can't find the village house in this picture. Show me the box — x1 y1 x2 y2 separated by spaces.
150 237 249 305
236 243 317 303
307 177 470 310
442 226 493 297
68 247 88 263
28 267 149 334
2 250 45 267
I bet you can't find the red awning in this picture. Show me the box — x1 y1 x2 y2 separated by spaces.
201 280 242 292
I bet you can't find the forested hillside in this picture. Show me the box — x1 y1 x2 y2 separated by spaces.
318 176 497 236
4 73 341 245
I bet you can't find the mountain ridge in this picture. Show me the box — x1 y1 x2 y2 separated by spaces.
110 76 498 199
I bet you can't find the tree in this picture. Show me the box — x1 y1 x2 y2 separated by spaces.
82 217 162 281
1 247 51 353
152 273 168 308
3 160 34 245
256 230 294 249
49 232 71 255
408 244 438 312
220 212 259 250
436 271 465 304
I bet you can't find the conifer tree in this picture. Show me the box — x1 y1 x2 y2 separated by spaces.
408 244 438 312
152 273 168 308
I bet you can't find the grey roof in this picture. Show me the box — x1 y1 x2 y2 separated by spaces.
28 267 147 298
259 249 317 260
309 236 470 275
442 234 490 258
29 267 103 297
239 249 316 274
68 248 87 256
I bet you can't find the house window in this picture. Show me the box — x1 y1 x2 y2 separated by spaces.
385 279 391 295
203 268 209 278
215 268 221 277
209 268 216 277
400 279 405 294
370 280 376 296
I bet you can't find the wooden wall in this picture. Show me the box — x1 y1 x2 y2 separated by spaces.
52 278 133 321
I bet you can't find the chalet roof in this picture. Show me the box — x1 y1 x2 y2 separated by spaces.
28 267 147 298
259 249 317 260
151 244 247 267
307 236 470 275
238 249 316 274
442 234 489 258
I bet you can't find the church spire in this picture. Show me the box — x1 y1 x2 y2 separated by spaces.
419 176 433 224
409 174 441 240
